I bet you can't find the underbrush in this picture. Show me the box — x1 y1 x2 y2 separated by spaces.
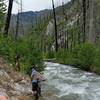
45 43 100 74
0 36 45 73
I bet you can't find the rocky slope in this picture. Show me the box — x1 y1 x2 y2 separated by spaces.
46 0 100 49
0 58 33 100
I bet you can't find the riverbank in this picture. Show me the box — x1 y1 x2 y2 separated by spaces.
0 57 34 100
55 44 100 75
54 59 100 75
46 43 100 75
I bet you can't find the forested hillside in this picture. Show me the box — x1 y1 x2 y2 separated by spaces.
40 0 100 74
1 0 100 74
0 0 100 99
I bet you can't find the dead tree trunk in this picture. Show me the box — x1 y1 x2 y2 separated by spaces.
52 0 58 52
82 0 86 43
15 11 19 40
4 0 13 37
77 0 81 44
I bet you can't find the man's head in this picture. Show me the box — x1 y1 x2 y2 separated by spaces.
32 64 36 68
32 68 35 72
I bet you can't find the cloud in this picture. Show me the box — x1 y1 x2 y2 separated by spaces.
12 0 70 14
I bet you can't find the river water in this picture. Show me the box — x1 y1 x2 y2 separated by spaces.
41 62 100 100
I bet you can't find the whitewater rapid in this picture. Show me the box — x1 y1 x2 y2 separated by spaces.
41 62 100 100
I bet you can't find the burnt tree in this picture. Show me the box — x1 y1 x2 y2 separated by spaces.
82 0 86 43
15 11 19 40
4 0 14 37
52 0 58 52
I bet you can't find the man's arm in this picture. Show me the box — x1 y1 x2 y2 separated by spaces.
37 72 46 81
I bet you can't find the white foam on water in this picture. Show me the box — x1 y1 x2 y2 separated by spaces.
44 62 100 100
45 62 60 66
45 67 56 70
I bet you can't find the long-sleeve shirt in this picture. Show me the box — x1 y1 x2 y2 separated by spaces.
31 68 38 80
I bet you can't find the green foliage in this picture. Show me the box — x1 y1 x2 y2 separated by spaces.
0 36 15 62
94 48 100 67
93 48 100 74
72 43 95 70
0 35 45 73
55 43 100 74
55 49 75 65
45 51 55 59
16 38 45 73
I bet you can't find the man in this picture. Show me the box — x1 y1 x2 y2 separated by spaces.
15 54 20 71
31 66 41 99
31 65 46 98
31 68 38 92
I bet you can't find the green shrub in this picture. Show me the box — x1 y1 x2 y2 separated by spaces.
45 51 55 59
55 49 67 63
93 48 100 74
55 43 96 72
94 48 100 67
0 37 15 62
0 36 45 73
73 43 95 70
55 49 74 65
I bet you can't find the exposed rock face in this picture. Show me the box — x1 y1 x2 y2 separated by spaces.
46 21 54 35
47 0 100 45
86 0 100 43
68 0 100 44
77 0 100 43
87 0 95 43
94 0 100 43
0 58 33 100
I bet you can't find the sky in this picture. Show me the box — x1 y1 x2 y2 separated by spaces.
10 0 70 13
